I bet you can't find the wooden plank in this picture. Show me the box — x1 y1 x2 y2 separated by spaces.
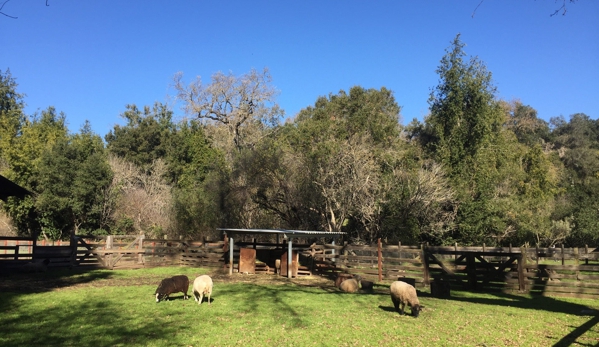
94 249 146 254
524 264 599 271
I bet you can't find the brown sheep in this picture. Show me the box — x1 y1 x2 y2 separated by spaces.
155 275 190 302
22 258 50 273
390 280 421 317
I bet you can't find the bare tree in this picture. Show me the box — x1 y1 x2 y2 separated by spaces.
107 155 173 236
312 134 384 237
472 0 578 18
399 161 458 241
1 0 49 19
174 68 282 156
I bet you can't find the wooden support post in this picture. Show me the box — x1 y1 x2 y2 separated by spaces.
561 244 565 266
229 236 234 275
287 238 292 278
378 238 383 282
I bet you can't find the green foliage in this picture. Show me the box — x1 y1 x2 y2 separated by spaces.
35 124 112 239
1 106 69 237
550 114 599 245
0 69 26 171
272 86 405 239
105 103 175 171
416 34 563 246
423 34 503 175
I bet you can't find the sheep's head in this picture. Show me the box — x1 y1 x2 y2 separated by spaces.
155 281 171 302
411 304 422 318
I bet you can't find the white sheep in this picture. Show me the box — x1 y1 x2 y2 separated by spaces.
192 275 213 305
339 276 362 293
390 280 422 317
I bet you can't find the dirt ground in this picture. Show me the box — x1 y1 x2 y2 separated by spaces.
0 266 341 293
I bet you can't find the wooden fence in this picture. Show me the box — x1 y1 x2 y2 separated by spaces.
3 234 599 299
0 236 103 270
311 241 599 299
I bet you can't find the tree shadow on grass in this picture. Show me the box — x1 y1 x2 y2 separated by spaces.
420 287 599 346
428 289 597 317
0 296 193 347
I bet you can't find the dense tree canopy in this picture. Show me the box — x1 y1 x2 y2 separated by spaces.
0 38 597 246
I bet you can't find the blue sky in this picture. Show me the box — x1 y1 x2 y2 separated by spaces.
2 1 598 137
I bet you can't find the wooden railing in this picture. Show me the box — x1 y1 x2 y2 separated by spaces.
3 234 599 299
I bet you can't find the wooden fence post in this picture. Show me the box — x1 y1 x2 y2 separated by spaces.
138 234 145 264
422 243 430 286
561 244 565 266
70 233 77 266
585 244 589 265
106 235 113 269
454 242 458 270
398 242 402 267
377 238 383 282
518 246 527 292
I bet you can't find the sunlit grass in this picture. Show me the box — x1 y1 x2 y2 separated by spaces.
1 267 598 346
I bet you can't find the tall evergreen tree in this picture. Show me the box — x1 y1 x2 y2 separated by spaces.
421 34 513 244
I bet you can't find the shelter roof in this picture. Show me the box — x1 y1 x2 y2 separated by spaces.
217 228 345 239
0 175 32 202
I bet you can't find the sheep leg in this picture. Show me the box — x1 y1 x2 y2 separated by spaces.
392 297 400 313
399 302 405 315
198 292 204 305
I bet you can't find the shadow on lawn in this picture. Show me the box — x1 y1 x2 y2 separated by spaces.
0 267 114 294
416 286 599 347
0 296 191 347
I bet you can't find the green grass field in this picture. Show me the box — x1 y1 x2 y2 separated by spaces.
1 267 598 347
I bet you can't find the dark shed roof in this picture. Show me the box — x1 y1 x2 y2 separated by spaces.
0 175 32 202
217 228 345 239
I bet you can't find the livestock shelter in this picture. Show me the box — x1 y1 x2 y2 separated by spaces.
0 175 31 202
218 228 346 278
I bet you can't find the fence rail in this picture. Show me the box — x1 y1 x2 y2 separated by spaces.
2 235 599 299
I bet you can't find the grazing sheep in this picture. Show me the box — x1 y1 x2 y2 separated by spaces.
390 280 421 317
22 258 50 273
339 275 362 293
155 275 190 303
192 275 213 305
